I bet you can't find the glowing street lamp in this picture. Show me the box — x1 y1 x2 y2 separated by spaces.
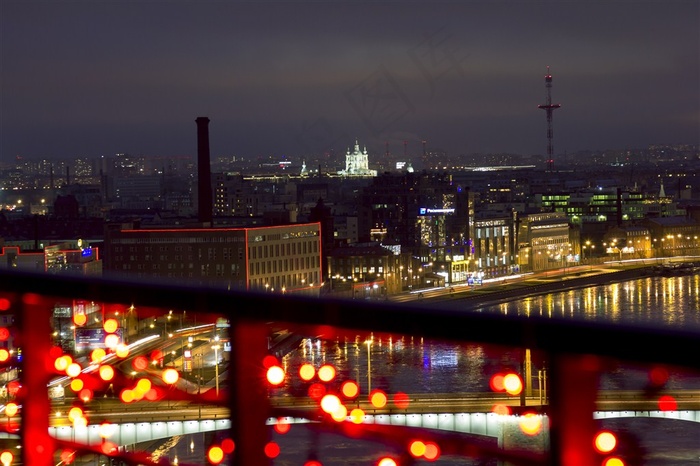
213 335 221 396
365 338 373 392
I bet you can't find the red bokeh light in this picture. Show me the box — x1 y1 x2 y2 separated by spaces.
273 418 291 434
0 298 10 311
649 366 669 386
0 328 10 342
49 346 63 359
79 388 93 402
7 381 20 396
100 441 118 455
132 355 149 371
489 373 505 392
59 449 75 464
424 442 440 461
262 355 279 369
394 392 410 409
221 438 235 454
264 441 281 459
150 350 163 363
308 383 326 400
658 394 678 411
492 404 511 416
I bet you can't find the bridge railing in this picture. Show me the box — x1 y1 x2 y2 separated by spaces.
1 269 699 465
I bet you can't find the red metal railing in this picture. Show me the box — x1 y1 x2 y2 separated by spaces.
1 269 699 465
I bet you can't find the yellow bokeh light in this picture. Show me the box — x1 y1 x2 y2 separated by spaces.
73 313 87 326
136 378 152 393
519 413 542 436
377 458 397 466
66 363 82 378
103 318 119 334
320 394 341 414
91 348 106 364
4 403 18 417
341 380 359 399
73 416 88 428
99 365 115 381
0 451 13 466
104 334 120 349
503 373 523 395
208 446 225 464
266 366 285 386
68 407 83 422
70 378 84 392
162 368 179 385
299 363 315 381
54 355 72 372
350 408 365 424
409 440 426 458
120 389 135 403
317 364 336 382
330 404 348 422
594 431 617 453
370 390 388 408
115 344 130 359
603 458 625 466
99 422 115 438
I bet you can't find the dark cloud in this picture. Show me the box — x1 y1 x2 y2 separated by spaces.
1 1 698 160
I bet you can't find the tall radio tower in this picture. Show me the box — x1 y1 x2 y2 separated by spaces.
538 66 561 171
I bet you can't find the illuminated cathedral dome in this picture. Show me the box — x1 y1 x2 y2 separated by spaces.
338 139 377 177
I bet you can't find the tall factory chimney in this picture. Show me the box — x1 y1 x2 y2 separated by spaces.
196 117 213 225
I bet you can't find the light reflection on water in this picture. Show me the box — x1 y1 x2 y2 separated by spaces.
283 336 496 395
491 275 700 330
275 275 700 464
282 275 700 396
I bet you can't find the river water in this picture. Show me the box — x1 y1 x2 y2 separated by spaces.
272 274 700 465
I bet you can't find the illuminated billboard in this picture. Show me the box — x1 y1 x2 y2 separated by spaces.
418 208 455 215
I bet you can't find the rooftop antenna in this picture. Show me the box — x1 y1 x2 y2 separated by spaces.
538 66 561 172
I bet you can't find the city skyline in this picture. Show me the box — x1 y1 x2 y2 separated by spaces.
2 1 698 161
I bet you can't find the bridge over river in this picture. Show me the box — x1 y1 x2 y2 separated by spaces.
1 390 694 448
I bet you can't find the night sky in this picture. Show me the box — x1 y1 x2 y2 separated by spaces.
2 1 698 161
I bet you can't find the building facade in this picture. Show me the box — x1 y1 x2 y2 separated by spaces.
517 212 572 272
104 223 321 295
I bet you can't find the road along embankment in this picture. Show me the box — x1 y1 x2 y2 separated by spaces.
441 266 655 308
